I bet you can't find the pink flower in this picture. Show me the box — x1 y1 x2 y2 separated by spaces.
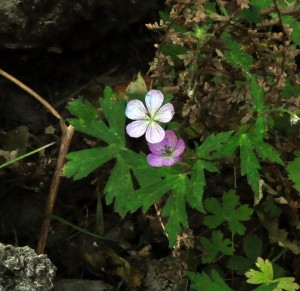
125 90 174 144
147 130 185 167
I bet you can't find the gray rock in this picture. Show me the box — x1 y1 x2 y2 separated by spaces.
0 242 56 290
0 0 100 48
0 0 160 49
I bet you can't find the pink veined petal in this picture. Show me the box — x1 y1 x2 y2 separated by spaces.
163 130 178 149
148 141 166 155
145 90 164 116
155 103 175 123
147 153 164 167
161 155 180 166
125 99 148 120
126 120 149 138
146 122 165 144
173 139 185 157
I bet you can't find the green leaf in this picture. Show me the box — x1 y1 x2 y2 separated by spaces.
287 155 300 191
188 160 218 213
222 33 253 75
282 16 300 45
255 116 267 139
162 175 189 246
200 230 233 263
263 197 282 217
63 147 116 180
252 137 284 166
243 235 262 260
162 44 188 61
281 79 300 99
240 134 261 196
237 7 262 24
245 258 300 291
64 87 165 218
104 155 134 217
204 189 253 235
213 134 240 159
250 0 273 9
187 270 233 291
252 282 279 291
250 76 264 112
196 131 233 157
228 235 262 275
129 175 177 213
67 99 115 144
246 258 274 284
99 87 126 143
228 255 254 275
276 277 300 291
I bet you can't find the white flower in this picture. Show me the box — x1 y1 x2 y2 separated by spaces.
125 90 174 143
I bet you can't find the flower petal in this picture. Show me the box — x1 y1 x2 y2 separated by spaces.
126 120 148 138
125 100 148 120
145 90 164 116
161 156 180 166
155 103 174 123
173 139 185 157
147 153 164 167
148 140 167 155
146 122 165 143
163 130 178 149
147 154 179 167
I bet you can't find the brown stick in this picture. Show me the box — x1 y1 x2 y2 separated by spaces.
36 124 74 253
0 68 74 254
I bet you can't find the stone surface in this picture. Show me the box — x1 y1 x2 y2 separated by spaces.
0 242 56 290
0 0 100 48
0 0 160 49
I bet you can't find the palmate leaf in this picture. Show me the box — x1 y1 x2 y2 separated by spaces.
240 134 261 196
222 32 253 74
64 87 156 216
250 76 264 112
287 155 300 191
63 147 116 180
239 133 283 196
187 269 233 291
250 0 273 9
188 160 218 213
203 189 253 235
200 230 233 263
196 131 233 157
162 175 189 246
245 258 300 291
189 132 231 212
67 99 116 145
228 235 262 275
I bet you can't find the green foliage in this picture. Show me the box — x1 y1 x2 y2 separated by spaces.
200 230 233 263
187 269 233 291
250 0 273 9
62 0 300 288
287 154 300 191
228 235 262 275
219 133 283 197
245 258 300 291
64 87 151 216
203 189 253 235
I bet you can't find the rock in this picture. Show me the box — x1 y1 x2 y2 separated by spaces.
0 0 160 49
0 242 56 290
0 0 100 49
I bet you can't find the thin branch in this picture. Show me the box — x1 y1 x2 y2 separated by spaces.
0 67 74 254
